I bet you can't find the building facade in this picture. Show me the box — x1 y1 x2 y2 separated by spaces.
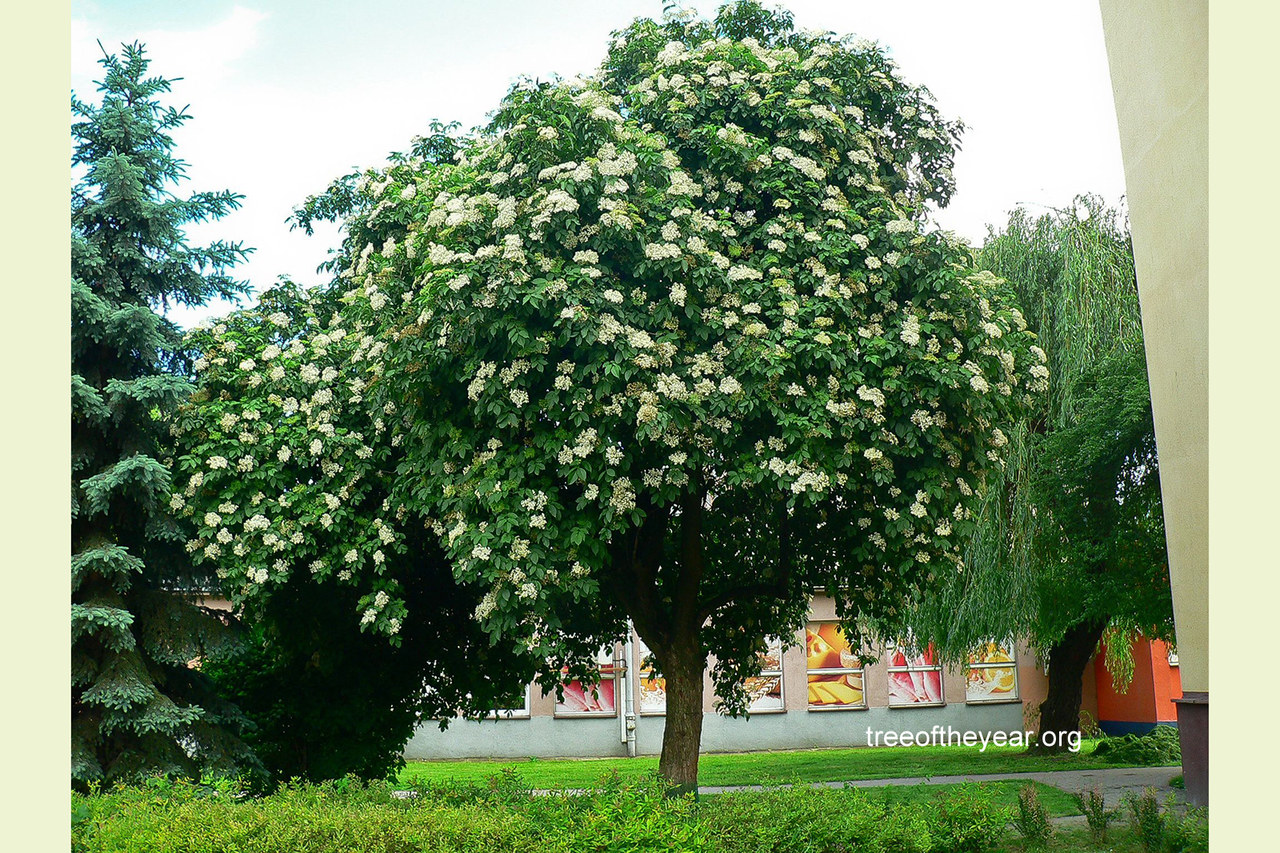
404 593 1183 760
404 593 1037 760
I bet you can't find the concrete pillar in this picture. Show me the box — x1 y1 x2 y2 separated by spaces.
1095 0 1207 806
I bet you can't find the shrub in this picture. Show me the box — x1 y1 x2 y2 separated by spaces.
1013 783 1054 847
929 784 1011 853
72 775 1020 853
1071 785 1117 844
703 782 903 853
1124 787 1166 852
1162 805 1208 853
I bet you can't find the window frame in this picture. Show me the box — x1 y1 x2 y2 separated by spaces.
485 684 533 719
964 638 1020 705
744 636 786 714
886 638 946 708
634 635 667 717
552 645 621 719
804 621 868 712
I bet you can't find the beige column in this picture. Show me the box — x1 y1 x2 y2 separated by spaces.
1096 0 1207 806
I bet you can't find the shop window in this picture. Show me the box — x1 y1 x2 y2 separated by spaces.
805 622 866 710
965 639 1019 703
635 636 666 716
887 639 944 707
553 646 619 717
486 685 532 719
744 636 785 713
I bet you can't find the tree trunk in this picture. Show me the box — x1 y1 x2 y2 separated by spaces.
1035 618 1107 753
656 635 705 796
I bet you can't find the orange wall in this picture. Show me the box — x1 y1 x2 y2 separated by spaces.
1149 639 1183 722
1094 637 1183 724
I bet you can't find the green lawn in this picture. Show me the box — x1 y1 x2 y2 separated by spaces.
852 780 1080 818
397 740 1168 790
992 824 1199 853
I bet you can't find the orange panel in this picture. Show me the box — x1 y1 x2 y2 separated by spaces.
1094 638 1157 724
1149 639 1183 722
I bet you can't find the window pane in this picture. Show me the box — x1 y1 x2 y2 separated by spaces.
807 672 864 708
638 673 667 714
554 645 619 716
745 673 784 712
487 686 531 718
967 639 1016 667
966 639 1019 702
806 622 859 670
965 665 1017 702
554 677 617 716
759 636 783 671
635 636 666 715
887 641 944 706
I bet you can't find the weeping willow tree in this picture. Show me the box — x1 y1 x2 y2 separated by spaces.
911 194 1174 751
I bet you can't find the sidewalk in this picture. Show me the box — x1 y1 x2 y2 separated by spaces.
698 765 1184 808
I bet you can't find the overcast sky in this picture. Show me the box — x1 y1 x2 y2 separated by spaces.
71 1 1128 329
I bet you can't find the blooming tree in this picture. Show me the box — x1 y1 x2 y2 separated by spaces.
182 2 1045 790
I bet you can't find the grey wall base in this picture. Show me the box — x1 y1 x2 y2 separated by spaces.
403 703 1026 761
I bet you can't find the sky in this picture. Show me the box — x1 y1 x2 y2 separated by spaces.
71 0 1128 329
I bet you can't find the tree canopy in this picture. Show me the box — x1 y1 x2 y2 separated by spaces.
71 43 257 786
174 1 1044 789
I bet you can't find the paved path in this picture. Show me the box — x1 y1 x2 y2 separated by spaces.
698 765 1184 808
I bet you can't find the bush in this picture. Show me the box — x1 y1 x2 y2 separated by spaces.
1162 805 1208 853
1092 725 1182 765
1071 785 1118 845
929 784 1012 853
703 782 914 853
1013 783 1054 847
72 775 1017 853
702 781 1013 853
1124 787 1166 852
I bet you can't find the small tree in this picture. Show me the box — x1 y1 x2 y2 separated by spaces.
910 196 1173 752
71 43 257 786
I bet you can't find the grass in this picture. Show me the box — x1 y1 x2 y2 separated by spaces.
854 780 1079 818
397 739 1167 789
994 824 1154 852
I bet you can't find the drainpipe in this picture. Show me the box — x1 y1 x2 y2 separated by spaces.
623 620 638 757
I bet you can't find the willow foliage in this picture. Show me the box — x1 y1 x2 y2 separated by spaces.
912 195 1172 662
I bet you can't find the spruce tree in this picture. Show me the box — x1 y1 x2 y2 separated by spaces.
71 42 257 786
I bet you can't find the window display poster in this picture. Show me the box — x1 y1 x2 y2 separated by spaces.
805 622 864 708
886 640 944 706
554 646 619 716
965 639 1018 702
